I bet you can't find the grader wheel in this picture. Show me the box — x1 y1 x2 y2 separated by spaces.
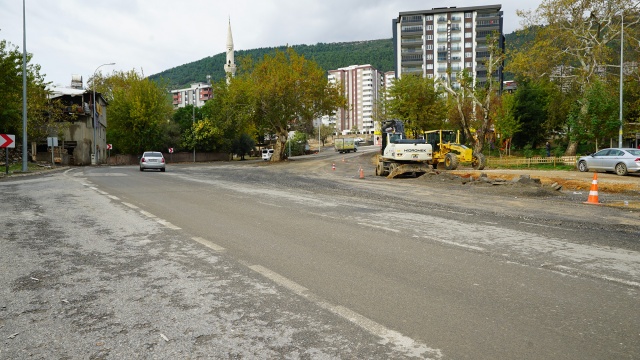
472 153 487 170
444 153 459 170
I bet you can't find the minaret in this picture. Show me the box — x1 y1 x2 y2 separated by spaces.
224 18 236 82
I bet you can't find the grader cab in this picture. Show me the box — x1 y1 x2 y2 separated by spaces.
425 130 486 170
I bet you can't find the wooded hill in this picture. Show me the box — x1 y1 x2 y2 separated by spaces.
149 31 524 89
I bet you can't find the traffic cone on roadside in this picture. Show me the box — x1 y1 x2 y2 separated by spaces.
359 167 364 179
584 173 601 205
332 163 336 171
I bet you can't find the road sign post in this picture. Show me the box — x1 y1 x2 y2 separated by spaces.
1 134 16 175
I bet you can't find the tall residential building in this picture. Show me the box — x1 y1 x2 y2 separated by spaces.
393 4 504 90
224 18 236 82
328 64 383 135
171 82 213 109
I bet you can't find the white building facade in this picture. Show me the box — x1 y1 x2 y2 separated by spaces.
171 82 213 109
393 5 504 90
328 64 383 135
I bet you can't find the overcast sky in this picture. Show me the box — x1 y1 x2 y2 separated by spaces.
1 1 543 87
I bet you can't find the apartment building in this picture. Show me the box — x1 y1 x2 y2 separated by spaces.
328 64 383 135
393 4 504 90
171 82 213 109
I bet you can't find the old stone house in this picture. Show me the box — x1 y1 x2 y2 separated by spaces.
48 80 109 165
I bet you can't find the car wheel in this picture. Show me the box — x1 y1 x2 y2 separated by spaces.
140 167 144 171
577 161 588 172
615 163 628 176
161 168 166 172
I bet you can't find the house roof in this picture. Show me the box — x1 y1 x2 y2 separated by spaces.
48 86 88 99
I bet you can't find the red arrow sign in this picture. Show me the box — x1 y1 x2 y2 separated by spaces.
107 144 112 150
0 134 15 148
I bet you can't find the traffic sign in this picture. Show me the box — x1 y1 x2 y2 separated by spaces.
107 144 112 150
168 148 174 153
0 134 15 148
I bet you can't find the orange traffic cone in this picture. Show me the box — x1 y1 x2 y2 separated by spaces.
332 163 336 171
342 157 345 162
584 173 601 205
359 167 364 179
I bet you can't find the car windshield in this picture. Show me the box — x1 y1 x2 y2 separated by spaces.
145 152 163 157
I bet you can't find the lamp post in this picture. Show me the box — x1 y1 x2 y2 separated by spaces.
618 13 624 148
192 84 200 162
92 62 115 165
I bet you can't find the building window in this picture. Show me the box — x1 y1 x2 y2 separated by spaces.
426 25 433 31
427 64 434 70
465 32 472 38
426 15 433 21
465 62 473 68
426 54 434 60
465 52 472 58
426 44 433 50
465 22 472 29
465 12 472 18
465 42 472 48
426 35 433 40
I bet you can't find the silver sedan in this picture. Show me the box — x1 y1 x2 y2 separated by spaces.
577 148 640 176
139 151 166 172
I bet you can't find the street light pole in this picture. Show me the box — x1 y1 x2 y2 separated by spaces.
618 13 624 148
92 62 115 165
192 84 199 162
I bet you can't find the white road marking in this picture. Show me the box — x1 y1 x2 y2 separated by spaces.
249 265 443 359
122 202 139 209
157 219 180 230
192 237 226 252
107 195 120 200
357 223 401 233
139 210 156 218
548 265 640 288
519 222 576 231
435 239 486 252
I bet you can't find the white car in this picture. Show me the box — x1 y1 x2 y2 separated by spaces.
577 148 640 176
139 151 166 172
262 148 274 161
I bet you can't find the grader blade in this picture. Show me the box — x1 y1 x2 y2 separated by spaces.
387 163 432 179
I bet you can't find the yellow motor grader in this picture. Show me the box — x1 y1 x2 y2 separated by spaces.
424 130 486 170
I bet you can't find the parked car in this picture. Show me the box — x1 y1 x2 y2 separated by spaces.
262 148 274 161
577 148 640 176
139 151 166 172
354 137 364 144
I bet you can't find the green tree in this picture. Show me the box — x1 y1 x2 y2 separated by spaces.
510 79 550 148
231 133 255 160
493 92 520 153
440 32 505 154
104 70 174 155
387 75 447 138
0 39 64 153
567 79 620 150
510 0 640 154
316 123 335 146
236 48 346 161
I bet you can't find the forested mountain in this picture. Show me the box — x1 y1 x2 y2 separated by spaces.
149 39 394 89
149 30 526 89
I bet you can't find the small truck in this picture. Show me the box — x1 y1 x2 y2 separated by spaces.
334 138 357 154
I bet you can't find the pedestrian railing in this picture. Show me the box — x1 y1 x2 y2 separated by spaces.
487 156 577 167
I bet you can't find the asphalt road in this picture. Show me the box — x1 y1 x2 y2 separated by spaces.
1 152 639 359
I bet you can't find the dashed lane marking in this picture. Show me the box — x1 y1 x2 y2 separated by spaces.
249 264 443 359
192 237 226 252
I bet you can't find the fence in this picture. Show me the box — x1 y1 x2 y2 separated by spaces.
487 156 577 168
106 152 230 166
